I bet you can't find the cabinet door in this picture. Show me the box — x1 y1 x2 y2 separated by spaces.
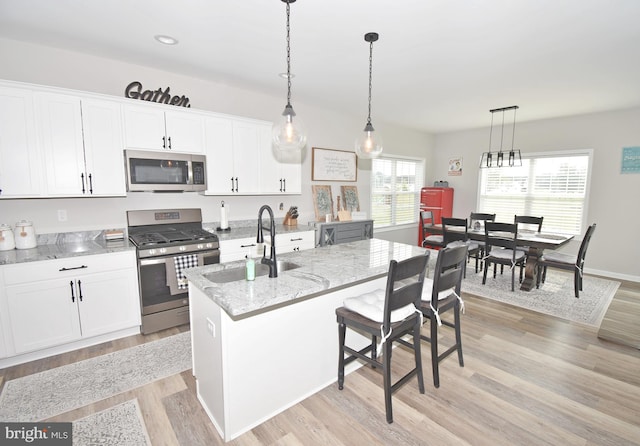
5 279 82 354
165 110 205 153
36 92 87 196
81 98 126 196
204 116 235 194
231 121 262 194
219 238 262 263
274 231 315 253
279 150 301 194
123 104 167 151
0 86 44 198
260 145 302 195
77 268 141 338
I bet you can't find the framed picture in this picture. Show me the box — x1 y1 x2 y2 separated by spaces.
312 147 357 181
341 185 360 212
448 157 462 176
312 185 334 221
621 146 640 174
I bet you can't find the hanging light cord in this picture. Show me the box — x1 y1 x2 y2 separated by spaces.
488 112 494 150
367 38 374 125
285 0 292 107
511 107 517 150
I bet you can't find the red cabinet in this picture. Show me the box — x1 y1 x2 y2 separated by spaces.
419 187 453 245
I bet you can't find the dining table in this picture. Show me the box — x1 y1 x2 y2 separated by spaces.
424 224 574 291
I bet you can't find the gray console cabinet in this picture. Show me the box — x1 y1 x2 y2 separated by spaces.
312 220 374 246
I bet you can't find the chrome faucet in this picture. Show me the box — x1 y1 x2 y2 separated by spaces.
257 205 277 278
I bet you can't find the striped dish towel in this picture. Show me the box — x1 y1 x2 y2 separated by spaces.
174 254 199 289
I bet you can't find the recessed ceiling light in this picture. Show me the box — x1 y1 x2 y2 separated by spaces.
278 72 295 79
154 35 178 45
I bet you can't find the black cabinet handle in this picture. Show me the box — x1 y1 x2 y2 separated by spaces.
59 265 88 272
162 136 166 149
88 173 93 194
77 280 83 302
280 179 283 192
290 237 303 241
168 136 172 149
230 177 234 192
81 173 86 193
70 280 75 302
235 177 239 192
283 178 286 192
240 243 256 248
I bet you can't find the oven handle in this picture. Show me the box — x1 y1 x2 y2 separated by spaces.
139 250 220 266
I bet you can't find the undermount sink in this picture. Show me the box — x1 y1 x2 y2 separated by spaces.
204 260 300 284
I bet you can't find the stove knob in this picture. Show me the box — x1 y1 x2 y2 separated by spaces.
148 249 156 256
159 248 167 254
197 244 204 249
179 246 186 252
206 243 213 248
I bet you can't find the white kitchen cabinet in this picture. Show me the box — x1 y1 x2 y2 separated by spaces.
273 230 315 253
1 251 140 355
36 92 126 196
123 104 205 153
260 148 302 195
204 116 270 195
0 85 45 198
219 237 263 263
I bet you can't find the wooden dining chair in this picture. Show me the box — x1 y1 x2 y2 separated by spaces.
469 212 495 269
482 222 525 291
336 251 430 423
420 210 445 249
417 244 467 388
536 223 596 298
441 217 480 276
514 215 544 265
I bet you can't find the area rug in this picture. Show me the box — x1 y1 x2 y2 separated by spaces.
73 399 151 446
461 269 620 327
0 332 191 422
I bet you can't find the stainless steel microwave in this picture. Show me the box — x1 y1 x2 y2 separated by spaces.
124 150 207 192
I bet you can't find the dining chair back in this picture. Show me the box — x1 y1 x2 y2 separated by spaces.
536 223 596 298
418 244 467 387
421 210 445 249
336 250 430 423
514 215 544 232
442 217 480 275
469 212 496 231
482 222 526 291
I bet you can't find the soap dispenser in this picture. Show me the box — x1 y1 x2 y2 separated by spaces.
246 251 256 281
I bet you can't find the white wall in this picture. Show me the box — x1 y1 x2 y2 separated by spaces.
1 37 638 281
0 38 432 234
432 109 640 281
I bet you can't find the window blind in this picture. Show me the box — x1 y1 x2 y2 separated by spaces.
478 153 590 235
371 156 424 227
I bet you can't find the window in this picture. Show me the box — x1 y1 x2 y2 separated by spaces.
477 151 591 235
371 156 424 228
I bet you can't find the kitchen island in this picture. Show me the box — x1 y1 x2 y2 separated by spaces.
184 238 431 441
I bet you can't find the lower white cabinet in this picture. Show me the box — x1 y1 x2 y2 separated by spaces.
274 231 315 253
219 237 263 263
1 251 141 355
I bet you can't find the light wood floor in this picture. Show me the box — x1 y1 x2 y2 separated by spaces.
1 278 639 446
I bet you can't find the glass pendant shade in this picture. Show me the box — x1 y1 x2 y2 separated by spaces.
355 122 383 159
273 104 307 152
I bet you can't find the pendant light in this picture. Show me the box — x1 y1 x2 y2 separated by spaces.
479 105 522 168
272 0 307 152
355 32 383 159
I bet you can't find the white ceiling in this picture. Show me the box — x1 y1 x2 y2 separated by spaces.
1 0 640 133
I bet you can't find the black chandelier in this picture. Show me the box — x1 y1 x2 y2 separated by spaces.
479 105 522 168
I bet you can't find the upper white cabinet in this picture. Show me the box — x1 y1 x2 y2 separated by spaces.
260 148 302 195
204 116 268 195
35 92 126 196
123 104 206 154
0 86 45 198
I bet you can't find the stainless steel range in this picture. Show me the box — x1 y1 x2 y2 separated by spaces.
127 208 220 334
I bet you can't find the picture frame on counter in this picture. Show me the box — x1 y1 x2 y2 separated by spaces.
311 147 357 182
312 185 334 221
341 185 360 212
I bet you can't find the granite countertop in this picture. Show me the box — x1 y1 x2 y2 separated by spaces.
184 238 434 321
0 231 135 266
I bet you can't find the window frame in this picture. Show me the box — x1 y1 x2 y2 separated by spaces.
370 154 425 230
476 149 593 235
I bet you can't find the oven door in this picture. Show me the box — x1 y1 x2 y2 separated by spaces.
138 249 219 315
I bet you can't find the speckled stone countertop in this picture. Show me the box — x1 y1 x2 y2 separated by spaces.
0 220 313 266
184 238 434 320
0 230 135 265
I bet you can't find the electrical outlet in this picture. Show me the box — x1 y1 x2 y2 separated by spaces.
57 210 68 222
206 317 216 338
